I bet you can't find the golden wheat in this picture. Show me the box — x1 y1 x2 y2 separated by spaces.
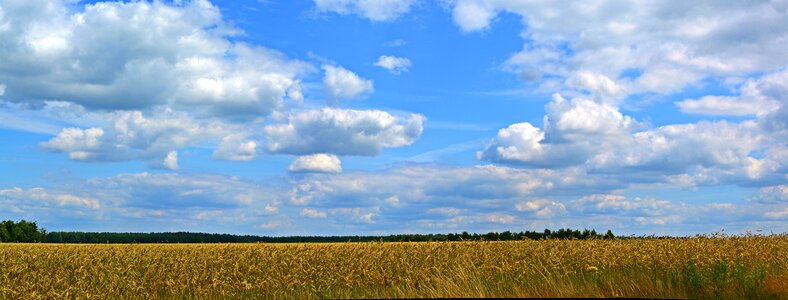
1 236 786 299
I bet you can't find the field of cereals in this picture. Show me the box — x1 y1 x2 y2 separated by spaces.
1 236 787 299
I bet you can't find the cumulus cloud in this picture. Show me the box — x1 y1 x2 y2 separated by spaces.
213 134 258 161
0 0 310 117
479 92 784 186
264 108 424 156
40 110 243 165
677 70 786 116
289 154 342 173
162 151 179 170
322 65 374 101
452 0 497 32
374 55 411 74
566 71 627 102
478 94 636 168
451 1 788 99
313 0 417 21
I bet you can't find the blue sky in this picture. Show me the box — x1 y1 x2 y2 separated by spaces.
0 0 786 236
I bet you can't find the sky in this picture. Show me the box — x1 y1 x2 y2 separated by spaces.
0 0 786 236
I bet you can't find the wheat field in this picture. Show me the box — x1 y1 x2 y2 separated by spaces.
1 236 786 299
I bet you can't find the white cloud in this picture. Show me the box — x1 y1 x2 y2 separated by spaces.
264 108 424 156
374 55 411 74
313 0 417 21
322 65 374 101
330 207 379 223
0 187 100 210
764 207 788 219
260 220 283 229
83 172 280 211
427 207 462 216
289 154 342 173
162 151 179 170
515 199 567 217
451 1 788 99
565 71 627 102
478 94 636 168
485 213 515 224
286 165 571 210
41 110 243 165
300 208 327 218
677 70 786 116
750 185 788 204
0 0 310 118
213 134 258 161
0 84 5 96
678 96 772 116
41 127 105 161
1 166 783 235
478 92 784 186
452 0 497 32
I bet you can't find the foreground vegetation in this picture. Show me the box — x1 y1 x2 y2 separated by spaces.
1 236 786 299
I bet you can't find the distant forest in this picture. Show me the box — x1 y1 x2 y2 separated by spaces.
1 219 616 243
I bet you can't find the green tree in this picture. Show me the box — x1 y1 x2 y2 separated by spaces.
604 229 615 239
0 223 9 242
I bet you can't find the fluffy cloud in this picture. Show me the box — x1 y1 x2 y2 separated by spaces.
300 208 327 218
565 71 627 102
213 134 258 161
479 92 784 186
515 199 566 217
313 0 417 21
450 1 788 99
374 55 411 74
677 70 786 116
40 110 243 165
750 185 788 204
322 65 374 101
452 0 497 32
0 0 309 117
0 187 100 210
162 151 179 170
330 207 379 224
478 94 636 168
264 108 424 156
289 154 342 173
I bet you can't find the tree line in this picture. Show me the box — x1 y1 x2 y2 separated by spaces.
0 219 616 243
44 228 615 243
0 220 47 243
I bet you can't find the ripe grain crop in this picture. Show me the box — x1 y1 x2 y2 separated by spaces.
1 236 786 299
